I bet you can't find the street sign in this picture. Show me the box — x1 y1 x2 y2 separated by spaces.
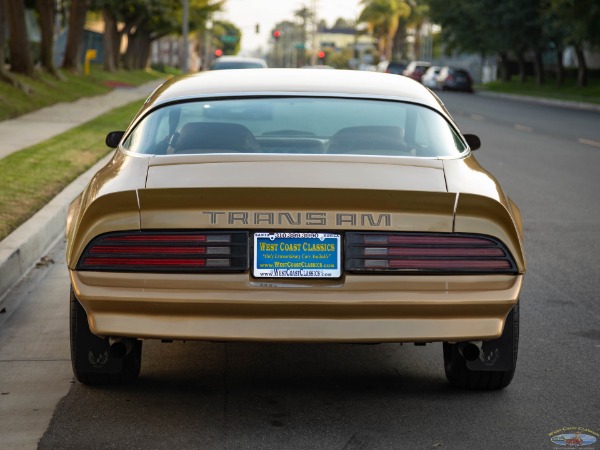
219 35 238 43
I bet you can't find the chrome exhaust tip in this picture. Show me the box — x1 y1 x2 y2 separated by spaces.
108 337 134 359
458 341 481 361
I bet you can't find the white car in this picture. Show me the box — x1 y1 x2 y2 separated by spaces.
421 66 442 89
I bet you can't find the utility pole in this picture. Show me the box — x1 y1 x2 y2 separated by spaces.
310 0 318 65
203 19 213 70
182 0 189 73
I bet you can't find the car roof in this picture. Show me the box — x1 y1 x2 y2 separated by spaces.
143 69 446 113
211 56 266 63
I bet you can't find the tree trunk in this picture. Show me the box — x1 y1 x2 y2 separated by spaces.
36 0 61 77
498 52 510 82
129 30 152 70
516 52 526 83
123 31 135 70
0 0 29 90
574 44 587 88
115 21 140 70
533 49 544 86
62 0 90 71
102 8 116 71
392 21 407 60
140 37 151 69
384 35 393 61
413 24 421 60
112 25 125 69
6 0 35 75
555 48 564 87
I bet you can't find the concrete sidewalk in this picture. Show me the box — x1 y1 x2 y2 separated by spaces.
0 79 164 160
0 79 164 301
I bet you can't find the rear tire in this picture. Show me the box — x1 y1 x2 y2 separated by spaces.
70 287 142 385
443 303 519 390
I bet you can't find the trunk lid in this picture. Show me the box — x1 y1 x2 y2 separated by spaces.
140 155 454 232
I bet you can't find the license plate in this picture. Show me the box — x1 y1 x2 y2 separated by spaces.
253 232 341 278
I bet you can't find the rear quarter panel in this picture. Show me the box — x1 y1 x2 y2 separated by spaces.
443 155 526 272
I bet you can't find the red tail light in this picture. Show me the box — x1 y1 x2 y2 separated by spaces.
345 232 517 274
77 231 248 273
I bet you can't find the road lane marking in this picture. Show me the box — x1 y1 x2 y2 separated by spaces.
514 124 532 132
470 114 485 121
578 138 600 148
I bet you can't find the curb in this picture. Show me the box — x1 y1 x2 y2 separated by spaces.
0 153 112 303
475 90 600 113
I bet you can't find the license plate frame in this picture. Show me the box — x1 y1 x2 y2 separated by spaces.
253 232 341 278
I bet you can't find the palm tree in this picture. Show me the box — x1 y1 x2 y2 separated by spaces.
359 0 411 61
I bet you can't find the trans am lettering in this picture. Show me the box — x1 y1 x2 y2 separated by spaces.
202 211 391 227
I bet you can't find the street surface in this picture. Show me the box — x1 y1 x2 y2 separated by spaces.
1 92 599 449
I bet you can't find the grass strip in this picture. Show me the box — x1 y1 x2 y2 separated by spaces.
0 66 163 121
0 101 142 240
480 76 600 105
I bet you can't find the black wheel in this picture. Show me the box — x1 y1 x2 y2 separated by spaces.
70 287 142 385
443 303 519 390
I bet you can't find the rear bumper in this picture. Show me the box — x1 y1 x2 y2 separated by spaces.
71 271 523 343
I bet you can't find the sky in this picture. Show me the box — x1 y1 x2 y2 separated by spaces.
220 0 363 54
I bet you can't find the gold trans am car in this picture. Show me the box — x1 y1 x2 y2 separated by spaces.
67 69 525 389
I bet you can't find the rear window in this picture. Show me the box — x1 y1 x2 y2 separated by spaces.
122 97 467 157
210 61 265 70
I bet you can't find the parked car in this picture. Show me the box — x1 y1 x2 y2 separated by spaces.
209 56 268 70
403 61 431 82
377 60 408 75
421 66 442 89
67 69 525 389
437 67 474 92
301 65 335 69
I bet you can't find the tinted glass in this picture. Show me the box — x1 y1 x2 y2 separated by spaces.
210 62 265 70
122 98 467 157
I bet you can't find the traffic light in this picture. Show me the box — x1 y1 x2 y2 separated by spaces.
214 48 223 57
318 51 326 63
273 30 281 40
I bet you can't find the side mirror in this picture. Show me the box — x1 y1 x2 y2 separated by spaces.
105 131 125 148
464 134 481 151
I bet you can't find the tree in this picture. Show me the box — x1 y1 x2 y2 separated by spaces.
0 0 15 83
101 7 117 71
294 6 312 67
428 0 600 87
496 0 546 84
90 0 133 71
36 0 61 77
90 0 122 71
6 0 35 76
406 0 429 60
359 0 411 61
112 0 222 70
62 0 91 71
542 6 567 86
123 0 181 70
427 0 515 81
212 20 241 55
549 0 600 87
332 17 354 29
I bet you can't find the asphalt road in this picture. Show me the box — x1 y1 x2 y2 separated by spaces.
2 92 599 449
